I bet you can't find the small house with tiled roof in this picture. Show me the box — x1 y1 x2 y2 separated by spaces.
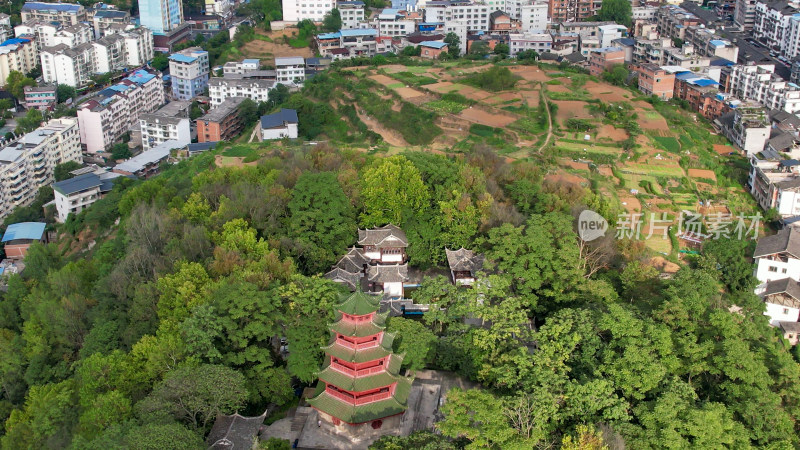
357 224 408 264
753 227 800 285
366 264 408 298
308 290 413 439
445 247 484 286
761 277 800 325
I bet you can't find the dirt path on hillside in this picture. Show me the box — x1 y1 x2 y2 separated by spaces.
537 83 553 153
356 109 408 147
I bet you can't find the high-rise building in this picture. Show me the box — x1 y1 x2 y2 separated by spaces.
138 0 183 34
549 0 602 23
20 2 87 25
169 47 209 100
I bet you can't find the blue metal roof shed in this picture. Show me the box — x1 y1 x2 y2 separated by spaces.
169 53 198 63
2 222 46 242
420 41 447 49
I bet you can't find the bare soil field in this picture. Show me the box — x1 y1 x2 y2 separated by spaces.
585 81 629 102
427 81 459 93
713 144 735 155
545 173 587 186
560 159 591 171
459 107 517 127
618 195 642 214
552 100 593 123
634 108 670 131
545 83 571 93
458 87 494 101
395 87 425 99
484 92 520 105
369 74 398 86
215 155 258 168
688 168 717 181
509 66 554 82
240 30 315 59
597 124 628 141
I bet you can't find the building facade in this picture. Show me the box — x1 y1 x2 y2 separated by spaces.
21 2 87 25
196 97 244 143
637 63 676 99
169 47 209 100
275 56 305 84
138 0 184 34
0 37 38 87
209 77 274 106
77 68 165 153
0 118 81 220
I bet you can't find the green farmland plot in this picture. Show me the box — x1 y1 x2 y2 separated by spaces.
556 140 622 155
623 163 684 177
653 136 681 153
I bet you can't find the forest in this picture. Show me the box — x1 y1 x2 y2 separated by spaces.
0 135 797 449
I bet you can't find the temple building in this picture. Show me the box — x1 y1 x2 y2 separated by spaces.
326 224 410 298
308 290 413 441
445 247 485 286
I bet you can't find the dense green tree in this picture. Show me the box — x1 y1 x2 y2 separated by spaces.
386 317 437 370
702 238 758 294
371 430 458 449
16 108 43 134
360 155 430 227
444 32 460 57
597 0 632 27
484 212 585 313
6 71 35 101
54 161 82 181
288 172 356 274
111 143 132 160
55 84 76 104
150 53 169 71
137 364 247 430
321 8 342 32
602 64 629 87
493 42 510 56
238 98 260 127
1 379 77 449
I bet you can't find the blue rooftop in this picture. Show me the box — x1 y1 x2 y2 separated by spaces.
0 38 31 47
709 39 727 47
420 41 447 49
125 69 156 85
692 79 718 87
170 53 198 63
243 58 259 64
340 28 377 37
22 2 82 11
317 31 341 39
2 222 46 242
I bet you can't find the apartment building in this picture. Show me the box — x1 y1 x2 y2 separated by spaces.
0 118 81 220
753 1 800 59
655 5 701 40
0 37 38 87
21 2 87 25
315 28 379 59
637 63 675 99
718 104 771 155
588 47 625 76
23 85 56 110
40 42 95 88
633 38 673 65
338 1 366 29
196 97 245 143
734 0 758 30
92 8 131 37
120 27 155 67
139 101 192 149
549 0 602 22
77 68 165 153
208 78 274 107
792 57 800 85
683 26 738 61
375 8 416 37
223 58 260 75
598 24 627 47
670 71 731 120
113 140 179 178
749 156 800 218
520 2 549 33
0 14 10 43
205 0 232 19
275 56 306 84
282 0 335 22
727 64 800 114
169 47 209 100
15 21 93 51
508 32 552 56
138 0 184 34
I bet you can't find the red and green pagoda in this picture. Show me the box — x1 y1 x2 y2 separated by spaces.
308 290 413 432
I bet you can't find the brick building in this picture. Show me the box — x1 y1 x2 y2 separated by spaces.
196 97 245 143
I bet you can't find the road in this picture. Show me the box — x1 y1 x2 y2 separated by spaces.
679 2 792 80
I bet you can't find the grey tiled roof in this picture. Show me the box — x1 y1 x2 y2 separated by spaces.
325 267 360 290
333 247 369 273
754 228 800 258
445 247 484 272
357 224 408 247
367 264 409 283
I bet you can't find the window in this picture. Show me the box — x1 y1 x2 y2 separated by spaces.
783 268 788 274
784 308 790 315
769 266 778 272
